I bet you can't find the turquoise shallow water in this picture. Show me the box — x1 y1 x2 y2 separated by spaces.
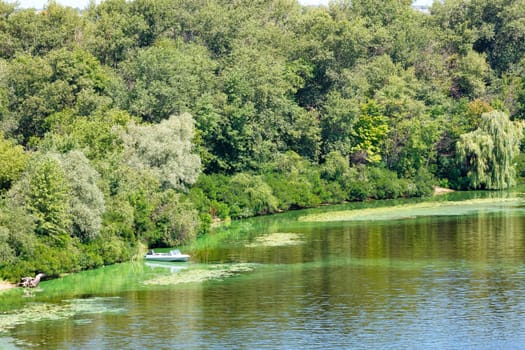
2 191 525 349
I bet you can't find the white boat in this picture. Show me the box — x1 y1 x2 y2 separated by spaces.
145 249 190 262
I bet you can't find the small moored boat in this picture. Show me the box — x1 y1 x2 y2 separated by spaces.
145 249 190 262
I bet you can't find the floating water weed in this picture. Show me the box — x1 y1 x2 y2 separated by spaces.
299 198 523 222
143 263 257 285
0 297 124 333
245 232 303 247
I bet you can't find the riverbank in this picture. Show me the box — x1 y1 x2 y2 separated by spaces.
0 281 15 292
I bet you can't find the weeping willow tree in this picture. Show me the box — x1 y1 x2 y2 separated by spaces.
456 111 524 189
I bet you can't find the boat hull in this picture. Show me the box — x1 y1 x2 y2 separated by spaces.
145 255 190 262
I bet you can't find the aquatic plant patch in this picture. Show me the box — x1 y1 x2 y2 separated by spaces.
0 297 124 333
299 198 524 222
143 263 257 285
245 232 304 247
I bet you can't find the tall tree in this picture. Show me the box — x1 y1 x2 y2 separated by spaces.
9 154 72 243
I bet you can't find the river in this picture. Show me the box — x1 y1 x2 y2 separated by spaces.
2 191 525 349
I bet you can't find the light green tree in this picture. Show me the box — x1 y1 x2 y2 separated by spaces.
55 151 105 242
457 110 523 189
0 133 29 190
350 100 389 164
122 113 201 190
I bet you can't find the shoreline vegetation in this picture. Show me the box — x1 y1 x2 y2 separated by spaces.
1 0 525 283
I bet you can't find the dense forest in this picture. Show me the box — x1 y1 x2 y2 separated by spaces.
1 0 524 281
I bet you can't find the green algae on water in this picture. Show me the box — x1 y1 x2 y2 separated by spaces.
245 232 303 247
143 263 257 286
299 197 524 222
0 297 124 334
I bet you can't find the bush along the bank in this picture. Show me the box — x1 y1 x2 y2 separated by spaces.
190 151 434 221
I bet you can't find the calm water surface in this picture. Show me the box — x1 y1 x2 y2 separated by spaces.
2 191 525 349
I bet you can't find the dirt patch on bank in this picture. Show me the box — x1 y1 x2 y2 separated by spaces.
0 281 15 292
433 186 455 195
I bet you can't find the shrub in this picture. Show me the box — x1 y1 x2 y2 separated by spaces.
149 190 199 247
341 167 371 201
264 173 320 210
226 173 278 218
368 167 404 199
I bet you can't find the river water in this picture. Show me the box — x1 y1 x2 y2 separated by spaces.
2 191 525 349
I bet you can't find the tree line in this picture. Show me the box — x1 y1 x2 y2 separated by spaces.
0 0 524 281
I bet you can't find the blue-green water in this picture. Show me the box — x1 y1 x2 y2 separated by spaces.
2 191 525 349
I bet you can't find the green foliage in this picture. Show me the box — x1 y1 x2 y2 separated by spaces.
451 51 489 98
9 154 72 244
122 113 201 189
149 189 199 247
119 39 217 122
320 92 359 156
367 167 408 200
0 133 28 190
264 172 320 210
333 163 432 201
457 110 524 189
0 197 36 278
413 168 435 197
30 240 80 277
55 151 105 242
262 151 321 209
190 174 231 218
227 173 278 218
102 197 136 243
84 0 148 67
321 151 350 182
42 109 130 160
0 2 83 58
350 101 389 164
4 48 113 142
